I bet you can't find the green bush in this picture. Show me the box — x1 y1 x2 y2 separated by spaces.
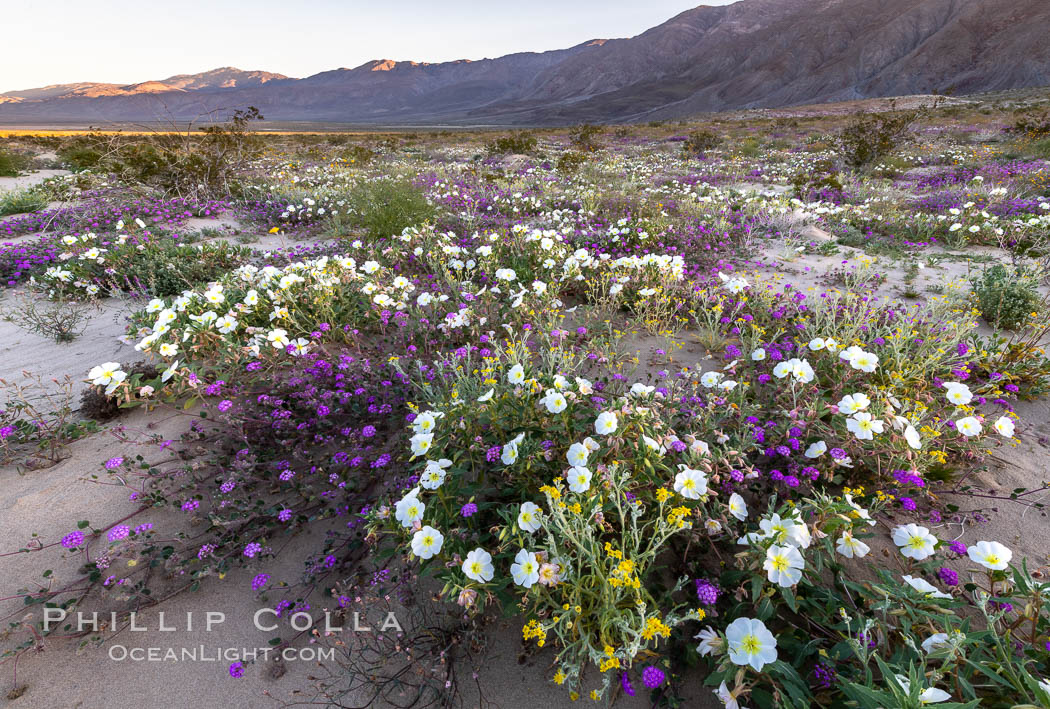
0 187 48 216
340 144 376 166
486 132 538 156
0 147 31 177
837 110 920 169
568 124 603 152
341 178 436 240
971 265 1041 330
682 128 721 156
1008 107 1050 137
555 151 589 173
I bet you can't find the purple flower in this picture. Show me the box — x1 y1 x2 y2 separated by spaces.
278 509 293 522
251 573 270 591
947 540 966 556
181 500 200 512
361 425 377 438
695 580 720 605
243 542 263 558
61 531 85 548
937 567 959 586
642 666 665 689
104 456 124 469
460 502 478 518
108 525 130 542
621 671 635 697
228 661 245 678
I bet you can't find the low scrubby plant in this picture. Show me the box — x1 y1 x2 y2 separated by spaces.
0 146 32 177
683 128 721 156
970 264 1041 330
837 109 921 170
486 131 538 156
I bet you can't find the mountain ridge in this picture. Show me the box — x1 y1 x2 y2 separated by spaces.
1 0 1048 124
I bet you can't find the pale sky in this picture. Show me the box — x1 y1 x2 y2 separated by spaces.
1 0 738 93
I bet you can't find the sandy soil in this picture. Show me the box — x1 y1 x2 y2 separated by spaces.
0 170 70 193
0 238 1045 709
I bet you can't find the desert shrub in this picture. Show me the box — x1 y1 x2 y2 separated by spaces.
340 144 376 165
486 131 538 156
556 151 589 173
568 124 604 152
2 289 96 342
790 159 844 200
0 146 31 177
339 177 436 240
737 136 762 158
0 374 99 468
0 187 48 216
37 231 253 299
970 265 1041 330
836 110 920 169
1030 136 1050 160
1008 107 1050 137
57 109 264 198
56 135 106 171
682 128 721 156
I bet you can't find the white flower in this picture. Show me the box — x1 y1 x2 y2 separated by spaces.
728 493 748 521
267 328 290 349
726 617 777 671
411 526 444 559
631 382 655 396
462 548 494 582
511 549 540 587
943 382 973 406
836 532 870 559
921 633 950 653
410 432 434 456
993 416 1015 438
507 364 525 384
420 458 452 490
501 437 522 465
718 271 749 293
158 343 178 357
395 491 425 528
763 544 805 587
967 540 1012 570
848 350 878 373
905 424 922 449
161 360 179 383
541 390 568 413
568 466 592 493
750 348 766 361
837 393 871 414
477 388 494 402
758 513 812 548
413 410 441 434
674 466 708 499
846 412 884 440
772 358 815 384
804 440 827 458
715 681 746 709
895 675 951 704
695 626 723 657
956 416 982 437
518 501 542 533
902 575 952 599
700 371 723 388
594 411 618 435
88 362 125 387
893 524 938 560
566 442 589 467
